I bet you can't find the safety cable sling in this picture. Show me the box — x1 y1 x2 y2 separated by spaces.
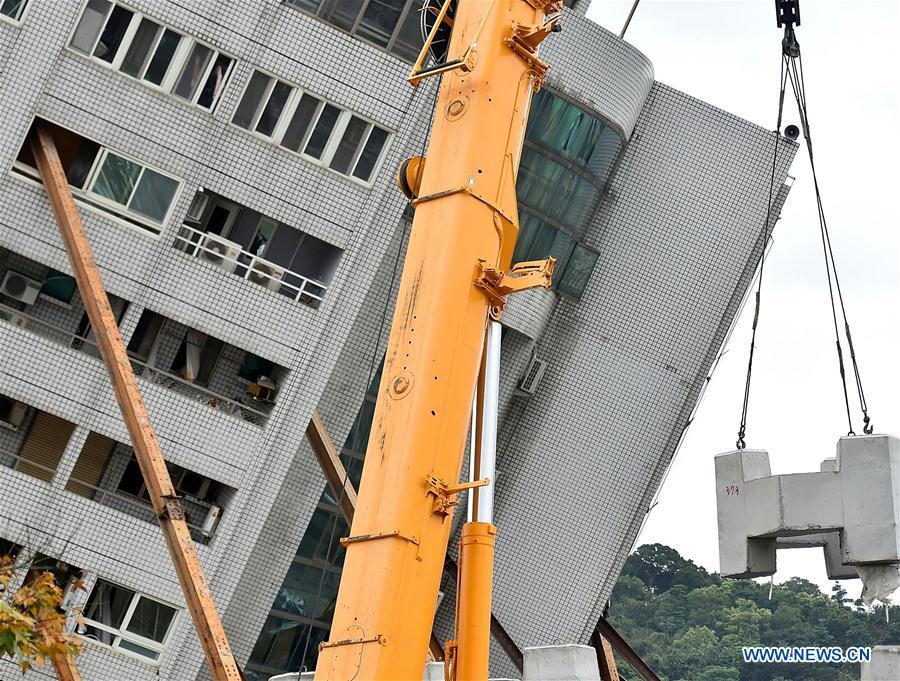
736 3 873 449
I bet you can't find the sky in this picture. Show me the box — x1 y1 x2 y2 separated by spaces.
584 0 900 596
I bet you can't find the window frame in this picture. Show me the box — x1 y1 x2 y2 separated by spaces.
67 0 235 112
11 124 182 236
282 0 421 62
80 579 178 662
230 67 392 186
0 0 30 24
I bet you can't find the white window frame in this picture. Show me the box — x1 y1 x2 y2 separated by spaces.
0 0 31 25
67 0 234 112
80 579 178 663
230 68 393 187
81 148 181 228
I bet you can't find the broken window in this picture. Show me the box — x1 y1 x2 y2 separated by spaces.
14 119 182 233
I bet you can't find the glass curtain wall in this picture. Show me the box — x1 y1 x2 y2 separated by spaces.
514 88 624 298
245 364 382 680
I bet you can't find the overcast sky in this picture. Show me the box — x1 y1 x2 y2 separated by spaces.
584 0 900 596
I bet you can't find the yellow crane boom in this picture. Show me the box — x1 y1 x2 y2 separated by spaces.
315 1 560 679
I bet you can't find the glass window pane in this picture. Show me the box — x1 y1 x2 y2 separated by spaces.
92 5 133 63
196 54 233 110
352 126 388 181
304 104 340 159
232 71 272 129
321 0 364 31
119 18 161 78
65 139 101 189
255 81 293 137
92 153 142 205
285 0 323 12
281 93 320 152
390 3 423 62
356 0 405 48
0 0 25 20
125 596 176 643
329 117 368 174
118 639 160 660
557 244 599 298
129 169 179 222
70 0 112 54
143 29 180 85
516 148 601 235
173 43 213 101
84 580 135 630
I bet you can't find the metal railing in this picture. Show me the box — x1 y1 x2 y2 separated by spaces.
0 301 271 426
173 224 327 307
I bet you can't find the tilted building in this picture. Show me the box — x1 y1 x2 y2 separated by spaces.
0 1 794 679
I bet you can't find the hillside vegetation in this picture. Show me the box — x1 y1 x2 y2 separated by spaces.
609 544 900 680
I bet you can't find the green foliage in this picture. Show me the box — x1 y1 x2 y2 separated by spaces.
609 544 900 681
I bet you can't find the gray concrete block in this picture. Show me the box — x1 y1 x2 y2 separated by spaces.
861 646 900 680
523 645 601 681
716 436 900 582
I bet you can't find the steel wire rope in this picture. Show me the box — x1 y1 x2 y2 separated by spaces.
735 56 789 449
296 80 440 673
785 48 873 435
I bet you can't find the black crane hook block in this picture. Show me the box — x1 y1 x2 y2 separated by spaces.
775 0 800 29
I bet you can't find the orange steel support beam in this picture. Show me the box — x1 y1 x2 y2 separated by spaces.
50 651 82 681
30 127 242 681
315 1 558 678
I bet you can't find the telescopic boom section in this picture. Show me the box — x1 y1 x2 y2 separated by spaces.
315 1 559 679
30 128 243 681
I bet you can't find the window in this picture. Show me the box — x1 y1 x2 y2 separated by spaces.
232 70 390 183
0 0 28 22
285 0 422 62
81 579 177 660
14 120 181 233
0 538 21 563
69 0 234 111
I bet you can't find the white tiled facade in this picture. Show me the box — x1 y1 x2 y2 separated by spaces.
0 1 794 680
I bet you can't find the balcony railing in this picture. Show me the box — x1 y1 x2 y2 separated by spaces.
0 301 271 426
173 224 327 307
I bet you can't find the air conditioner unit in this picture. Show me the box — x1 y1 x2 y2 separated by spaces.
198 234 241 274
248 261 285 291
201 503 223 538
518 354 547 395
0 396 27 430
184 191 209 224
1 271 42 305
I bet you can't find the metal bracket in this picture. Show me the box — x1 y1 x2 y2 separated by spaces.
319 633 387 651
475 258 555 313
427 475 490 516
504 11 561 89
340 530 419 547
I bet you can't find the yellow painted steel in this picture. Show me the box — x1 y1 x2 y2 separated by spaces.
315 1 559 679
454 522 497 680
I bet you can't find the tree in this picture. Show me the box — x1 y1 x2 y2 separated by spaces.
0 551 82 673
609 543 900 681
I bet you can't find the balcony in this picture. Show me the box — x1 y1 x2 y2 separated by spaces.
0 250 286 427
173 190 343 308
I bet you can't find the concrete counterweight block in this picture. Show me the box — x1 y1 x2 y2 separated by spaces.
716 435 900 586
861 646 900 680
523 644 602 681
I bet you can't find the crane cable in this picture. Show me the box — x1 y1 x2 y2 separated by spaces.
736 13 873 449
